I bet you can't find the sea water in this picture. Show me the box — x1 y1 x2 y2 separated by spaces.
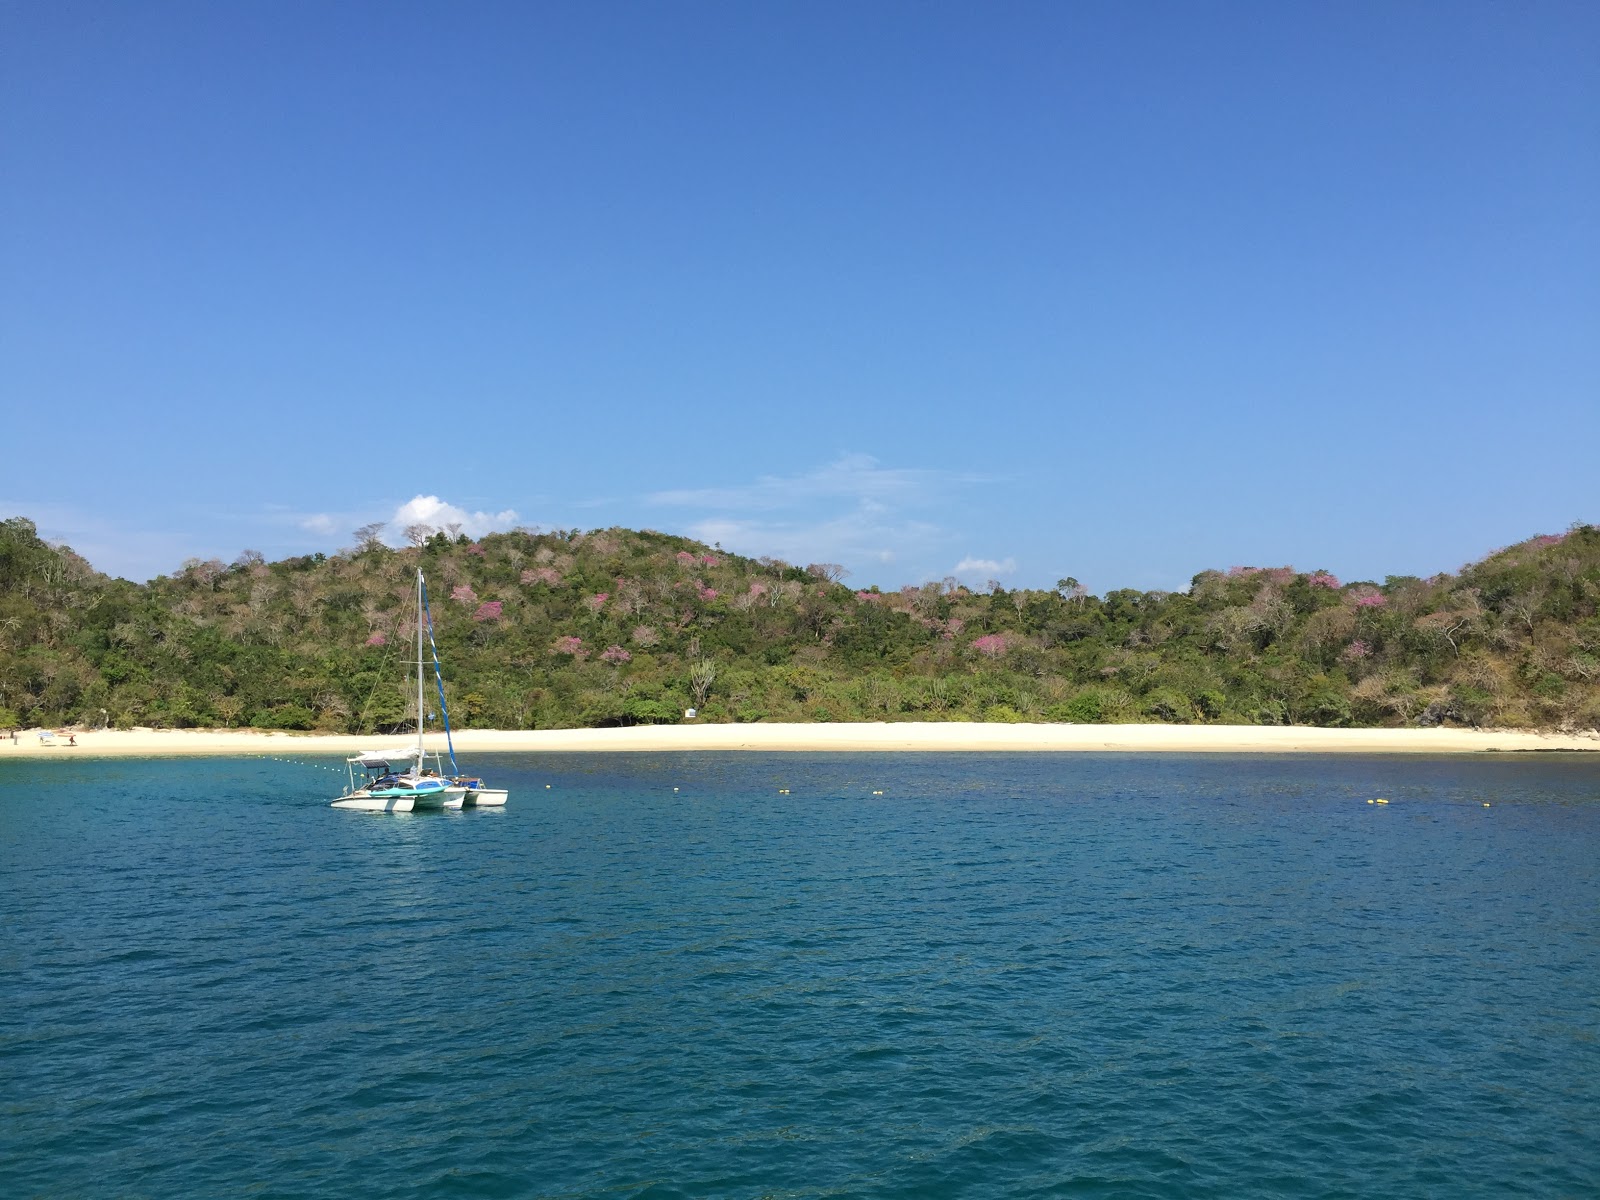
2 752 1597 1198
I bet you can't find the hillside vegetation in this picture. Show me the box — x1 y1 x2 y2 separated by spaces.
2 517 1598 733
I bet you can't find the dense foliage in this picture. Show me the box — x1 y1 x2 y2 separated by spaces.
3 516 1598 733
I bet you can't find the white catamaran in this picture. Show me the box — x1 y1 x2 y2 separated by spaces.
331 569 508 813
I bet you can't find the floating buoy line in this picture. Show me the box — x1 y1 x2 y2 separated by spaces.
254 754 345 775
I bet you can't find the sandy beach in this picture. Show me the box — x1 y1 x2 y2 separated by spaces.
3 722 1597 759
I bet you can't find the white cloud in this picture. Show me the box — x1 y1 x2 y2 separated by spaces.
953 556 1017 579
269 495 524 550
384 495 519 543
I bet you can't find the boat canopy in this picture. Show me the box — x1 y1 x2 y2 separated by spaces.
350 747 423 768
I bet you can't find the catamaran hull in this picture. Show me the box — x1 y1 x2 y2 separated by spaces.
447 788 508 808
331 787 469 812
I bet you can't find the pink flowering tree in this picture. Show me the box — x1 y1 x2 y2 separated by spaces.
1351 590 1387 608
1307 571 1341 589
466 542 486 557
972 633 1008 658
701 554 719 567
698 586 718 601
586 592 608 614
521 567 562 587
600 644 632 665
451 584 478 604
473 601 502 622
365 632 387 647
551 635 588 659
675 550 698 567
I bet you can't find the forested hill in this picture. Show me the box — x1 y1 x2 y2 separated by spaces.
2 516 1597 733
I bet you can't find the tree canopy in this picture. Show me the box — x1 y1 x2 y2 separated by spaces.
2 516 1597 733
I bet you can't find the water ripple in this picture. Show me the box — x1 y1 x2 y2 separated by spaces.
2 752 1598 1197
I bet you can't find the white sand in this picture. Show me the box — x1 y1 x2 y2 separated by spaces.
2 722 1596 759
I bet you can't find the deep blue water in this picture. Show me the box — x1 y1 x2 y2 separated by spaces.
2 751 1598 1198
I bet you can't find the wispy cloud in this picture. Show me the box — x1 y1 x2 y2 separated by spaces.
684 512 943 573
0 500 199 582
642 453 985 581
649 453 979 512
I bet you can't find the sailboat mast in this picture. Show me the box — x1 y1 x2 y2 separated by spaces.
417 569 426 768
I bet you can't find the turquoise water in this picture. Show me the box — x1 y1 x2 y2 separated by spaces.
3 752 1598 1198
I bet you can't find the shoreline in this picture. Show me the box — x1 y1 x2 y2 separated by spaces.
3 722 1598 759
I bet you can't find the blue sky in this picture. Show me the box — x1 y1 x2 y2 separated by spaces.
4 1 1595 591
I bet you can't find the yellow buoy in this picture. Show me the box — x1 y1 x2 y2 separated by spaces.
1367 799 1374 804
1483 802 1491 807
872 790 883 795
1375 798 1389 805
673 787 679 792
